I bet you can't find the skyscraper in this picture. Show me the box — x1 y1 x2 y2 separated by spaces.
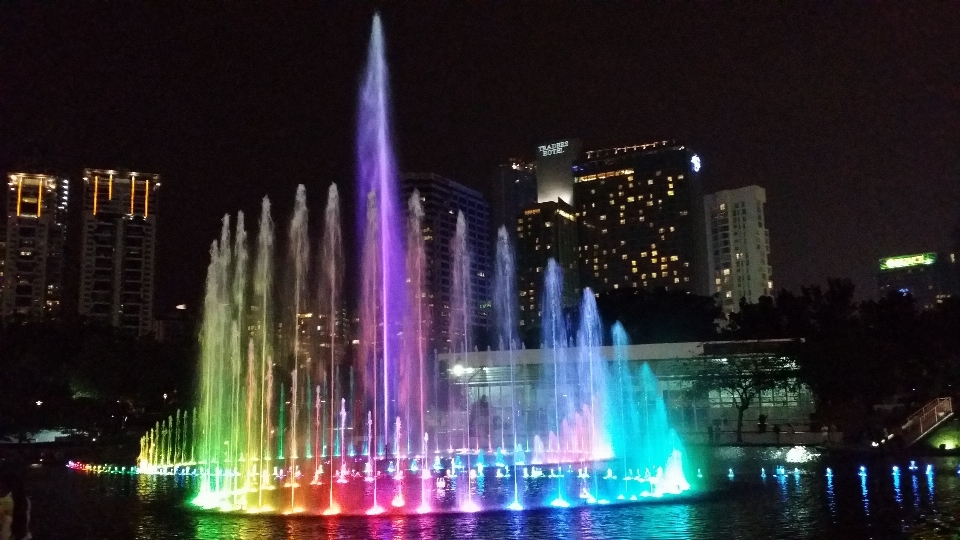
401 173 491 352
704 186 773 311
573 141 708 296
79 169 160 335
1 173 70 318
490 158 536 235
515 199 579 339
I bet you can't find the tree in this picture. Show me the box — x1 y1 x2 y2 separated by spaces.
689 355 797 443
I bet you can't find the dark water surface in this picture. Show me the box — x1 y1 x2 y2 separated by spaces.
27 448 960 539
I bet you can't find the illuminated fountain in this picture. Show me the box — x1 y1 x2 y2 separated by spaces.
133 13 690 515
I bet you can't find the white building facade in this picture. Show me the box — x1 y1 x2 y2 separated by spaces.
704 186 772 311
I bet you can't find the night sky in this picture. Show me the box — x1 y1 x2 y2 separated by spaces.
2 2 958 312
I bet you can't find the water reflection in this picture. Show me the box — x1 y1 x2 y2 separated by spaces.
35 450 960 539
892 467 902 507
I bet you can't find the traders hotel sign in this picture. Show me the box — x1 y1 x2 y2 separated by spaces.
538 141 569 157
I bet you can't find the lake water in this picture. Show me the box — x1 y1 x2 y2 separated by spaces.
26 447 960 539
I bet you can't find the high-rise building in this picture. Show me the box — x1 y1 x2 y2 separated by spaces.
79 169 160 335
1 173 70 318
535 138 581 204
704 186 773 311
515 199 579 338
401 173 491 352
573 141 708 296
490 158 537 235
877 252 959 310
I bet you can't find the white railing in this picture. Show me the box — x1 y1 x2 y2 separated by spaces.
901 397 953 445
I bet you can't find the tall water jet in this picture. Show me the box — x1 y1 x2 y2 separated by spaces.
358 13 406 513
494 226 522 510
196 217 231 506
404 190 429 455
540 258 569 507
449 211 478 512
576 288 612 461
319 184 343 514
232 212 251 502
253 197 276 510
610 322 640 498
286 185 309 508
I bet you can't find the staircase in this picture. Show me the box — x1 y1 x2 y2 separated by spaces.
901 397 953 446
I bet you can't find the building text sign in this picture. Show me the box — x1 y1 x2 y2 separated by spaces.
538 141 569 157
879 252 936 270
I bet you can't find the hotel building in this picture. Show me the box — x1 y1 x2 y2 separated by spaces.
515 199 579 338
704 186 773 311
1 173 70 318
572 141 708 296
79 169 160 335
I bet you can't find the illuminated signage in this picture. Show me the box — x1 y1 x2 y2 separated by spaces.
879 253 936 270
538 141 569 157
691 155 701 172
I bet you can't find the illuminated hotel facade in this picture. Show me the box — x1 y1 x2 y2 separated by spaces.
79 169 160 335
1 173 70 318
515 199 579 339
704 186 773 311
572 141 708 296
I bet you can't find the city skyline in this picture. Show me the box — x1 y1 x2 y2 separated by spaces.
1 3 957 311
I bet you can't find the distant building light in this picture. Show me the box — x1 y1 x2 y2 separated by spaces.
691 155 701 172
176 304 187 310
880 253 936 270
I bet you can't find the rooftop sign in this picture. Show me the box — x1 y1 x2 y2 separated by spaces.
537 140 569 157
879 252 936 270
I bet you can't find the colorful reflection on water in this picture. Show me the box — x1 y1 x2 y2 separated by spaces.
37 448 960 538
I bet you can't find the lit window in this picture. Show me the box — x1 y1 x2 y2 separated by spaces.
632 268 637 273
674 277 680 284
722 268 730 275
